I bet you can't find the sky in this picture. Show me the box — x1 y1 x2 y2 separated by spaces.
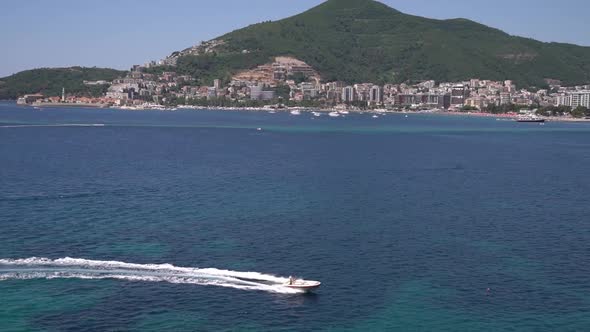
1 0 589 77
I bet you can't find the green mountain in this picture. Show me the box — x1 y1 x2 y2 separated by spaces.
0 67 126 100
175 0 590 87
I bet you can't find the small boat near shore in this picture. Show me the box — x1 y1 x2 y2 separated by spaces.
328 112 340 117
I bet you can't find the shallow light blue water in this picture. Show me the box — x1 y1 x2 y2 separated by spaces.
1 102 589 331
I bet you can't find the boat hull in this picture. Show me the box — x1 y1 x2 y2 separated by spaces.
516 119 545 123
284 281 321 293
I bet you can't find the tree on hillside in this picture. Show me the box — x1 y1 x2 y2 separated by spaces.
287 73 310 84
571 106 589 118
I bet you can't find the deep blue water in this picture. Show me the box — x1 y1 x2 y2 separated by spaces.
1 102 589 331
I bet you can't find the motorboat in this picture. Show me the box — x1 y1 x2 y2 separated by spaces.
312 112 322 117
328 112 340 117
284 277 321 293
290 110 301 115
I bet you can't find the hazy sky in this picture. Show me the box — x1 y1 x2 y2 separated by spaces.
1 0 589 77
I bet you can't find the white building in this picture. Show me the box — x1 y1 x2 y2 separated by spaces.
451 85 467 106
500 92 511 105
555 91 590 108
342 86 355 102
249 84 275 100
369 85 382 105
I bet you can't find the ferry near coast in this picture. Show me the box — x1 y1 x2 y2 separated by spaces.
515 115 546 123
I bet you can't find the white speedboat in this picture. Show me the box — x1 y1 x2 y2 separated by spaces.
312 112 322 117
290 110 301 115
284 277 321 293
328 112 340 117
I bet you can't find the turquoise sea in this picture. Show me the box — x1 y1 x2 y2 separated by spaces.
0 102 589 331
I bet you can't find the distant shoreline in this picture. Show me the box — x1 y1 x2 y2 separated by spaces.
6 101 590 123
437 111 590 122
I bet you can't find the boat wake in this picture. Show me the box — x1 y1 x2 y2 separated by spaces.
0 257 302 294
0 124 105 128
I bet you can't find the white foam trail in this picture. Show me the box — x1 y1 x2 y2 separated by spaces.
0 124 105 128
0 257 302 294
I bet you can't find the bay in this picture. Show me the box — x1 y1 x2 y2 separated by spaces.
1 102 589 331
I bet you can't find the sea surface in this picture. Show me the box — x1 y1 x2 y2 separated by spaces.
1 102 589 331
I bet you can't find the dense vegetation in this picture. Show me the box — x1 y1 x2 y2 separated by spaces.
142 53 274 86
174 0 590 87
537 105 589 118
0 67 126 100
176 53 272 86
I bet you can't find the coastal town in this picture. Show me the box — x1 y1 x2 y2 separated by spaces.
16 52 590 119
3 1 590 331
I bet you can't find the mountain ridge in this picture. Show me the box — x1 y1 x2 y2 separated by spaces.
2 0 590 98
171 0 590 87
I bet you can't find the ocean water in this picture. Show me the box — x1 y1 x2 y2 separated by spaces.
0 102 589 331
